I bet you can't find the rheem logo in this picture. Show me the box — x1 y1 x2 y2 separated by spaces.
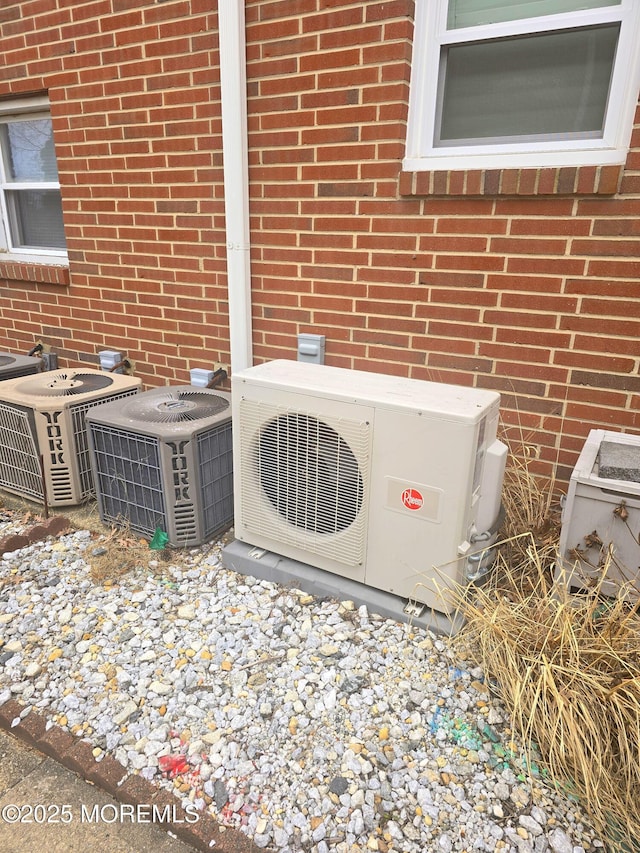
401 488 424 511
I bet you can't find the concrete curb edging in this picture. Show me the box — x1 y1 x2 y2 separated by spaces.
0 699 260 853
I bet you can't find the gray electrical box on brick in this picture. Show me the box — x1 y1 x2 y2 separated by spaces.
297 333 326 364
42 352 58 371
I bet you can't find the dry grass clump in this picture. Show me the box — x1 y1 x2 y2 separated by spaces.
455 430 640 851
495 432 560 590
88 522 170 584
458 554 640 849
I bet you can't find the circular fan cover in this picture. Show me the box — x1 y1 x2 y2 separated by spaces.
123 390 229 423
0 355 15 367
258 413 363 535
17 371 114 396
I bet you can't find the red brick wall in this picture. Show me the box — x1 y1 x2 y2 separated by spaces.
245 0 640 483
0 0 227 387
0 0 639 485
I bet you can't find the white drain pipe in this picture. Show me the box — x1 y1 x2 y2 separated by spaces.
218 0 253 373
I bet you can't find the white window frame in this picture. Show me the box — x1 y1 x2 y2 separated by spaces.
0 95 68 265
404 0 640 172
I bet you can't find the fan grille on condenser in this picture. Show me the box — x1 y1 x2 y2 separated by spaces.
17 372 114 397
258 413 364 535
0 356 15 367
121 391 230 424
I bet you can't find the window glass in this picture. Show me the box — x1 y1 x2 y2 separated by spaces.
7 190 66 250
3 120 59 182
437 24 619 144
0 107 66 256
405 0 640 172
447 0 621 29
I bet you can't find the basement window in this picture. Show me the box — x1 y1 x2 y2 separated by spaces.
0 97 67 264
404 0 640 172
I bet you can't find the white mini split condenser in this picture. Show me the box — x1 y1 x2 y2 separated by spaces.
86 386 234 547
0 369 141 506
231 360 507 614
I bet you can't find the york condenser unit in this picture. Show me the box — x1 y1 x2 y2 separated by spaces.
86 386 234 547
559 429 640 596
231 360 507 614
0 369 141 506
0 352 41 381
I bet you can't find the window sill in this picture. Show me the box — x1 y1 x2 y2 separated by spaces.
399 164 623 197
0 260 69 286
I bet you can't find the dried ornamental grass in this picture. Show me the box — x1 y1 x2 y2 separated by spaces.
453 429 640 851
457 552 640 850
497 429 560 581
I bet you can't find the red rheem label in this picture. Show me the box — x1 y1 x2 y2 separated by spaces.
401 488 424 511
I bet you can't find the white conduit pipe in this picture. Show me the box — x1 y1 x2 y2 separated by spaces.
218 0 253 373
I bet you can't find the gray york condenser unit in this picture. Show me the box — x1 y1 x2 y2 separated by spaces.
0 369 141 506
0 352 41 380
86 386 234 547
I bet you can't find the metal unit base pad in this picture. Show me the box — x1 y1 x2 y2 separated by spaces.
221 538 464 636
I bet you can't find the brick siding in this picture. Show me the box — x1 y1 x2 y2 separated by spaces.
0 0 227 388
0 0 639 485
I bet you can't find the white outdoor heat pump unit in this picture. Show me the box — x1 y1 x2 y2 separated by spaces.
231 360 508 614
0 352 41 381
0 369 141 506
86 386 234 547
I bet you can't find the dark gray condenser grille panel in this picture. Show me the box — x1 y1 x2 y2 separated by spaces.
70 389 139 500
87 387 233 547
89 425 167 538
197 421 234 540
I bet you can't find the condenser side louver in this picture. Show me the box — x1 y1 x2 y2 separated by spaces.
87 387 234 547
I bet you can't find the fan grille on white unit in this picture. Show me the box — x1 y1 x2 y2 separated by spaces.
239 399 371 567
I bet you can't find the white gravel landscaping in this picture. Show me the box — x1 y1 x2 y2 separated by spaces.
0 514 605 853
